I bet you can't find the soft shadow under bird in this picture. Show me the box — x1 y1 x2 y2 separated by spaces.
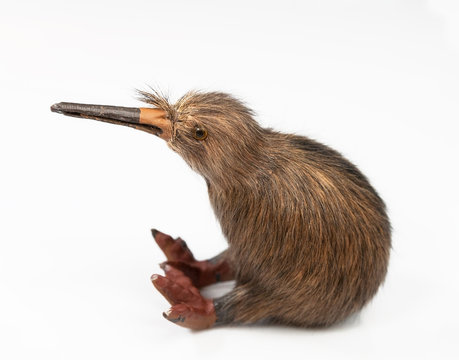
50 90 391 330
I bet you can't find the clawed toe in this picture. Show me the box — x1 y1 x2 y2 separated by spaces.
163 303 216 330
160 260 202 287
151 229 195 263
159 263 194 288
151 229 231 329
151 274 198 305
151 273 216 330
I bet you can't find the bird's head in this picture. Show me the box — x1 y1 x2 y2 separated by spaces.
51 91 266 186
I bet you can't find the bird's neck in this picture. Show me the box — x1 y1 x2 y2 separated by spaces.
203 135 273 189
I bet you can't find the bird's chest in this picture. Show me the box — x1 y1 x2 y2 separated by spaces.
207 185 264 248
208 187 249 242
207 184 281 275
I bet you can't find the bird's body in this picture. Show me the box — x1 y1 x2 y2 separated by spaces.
209 130 390 326
51 90 391 329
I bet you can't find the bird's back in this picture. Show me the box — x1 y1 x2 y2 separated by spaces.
208 130 391 326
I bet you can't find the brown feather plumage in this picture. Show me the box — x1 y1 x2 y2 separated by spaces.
141 90 391 327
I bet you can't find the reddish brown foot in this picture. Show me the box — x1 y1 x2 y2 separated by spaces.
151 229 195 263
151 265 216 330
152 229 233 288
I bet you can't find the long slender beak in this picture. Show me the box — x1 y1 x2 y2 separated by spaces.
50 102 172 140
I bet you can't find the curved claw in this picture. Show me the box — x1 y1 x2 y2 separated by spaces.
151 229 195 263
151 272 216 330
163 303 216 330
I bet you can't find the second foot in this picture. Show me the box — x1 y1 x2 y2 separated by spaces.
151 265 216 330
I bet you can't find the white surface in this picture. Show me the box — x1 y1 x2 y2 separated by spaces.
1 0 458 359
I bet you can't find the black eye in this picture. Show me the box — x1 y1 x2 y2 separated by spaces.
193 126 208 141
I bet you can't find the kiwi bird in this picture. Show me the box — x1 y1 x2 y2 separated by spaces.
50 90 391 330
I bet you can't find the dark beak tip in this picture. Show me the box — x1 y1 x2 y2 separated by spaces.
50 103 62 113
49 103 166 137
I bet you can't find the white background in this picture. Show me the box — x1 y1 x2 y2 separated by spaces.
1 0 458 359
